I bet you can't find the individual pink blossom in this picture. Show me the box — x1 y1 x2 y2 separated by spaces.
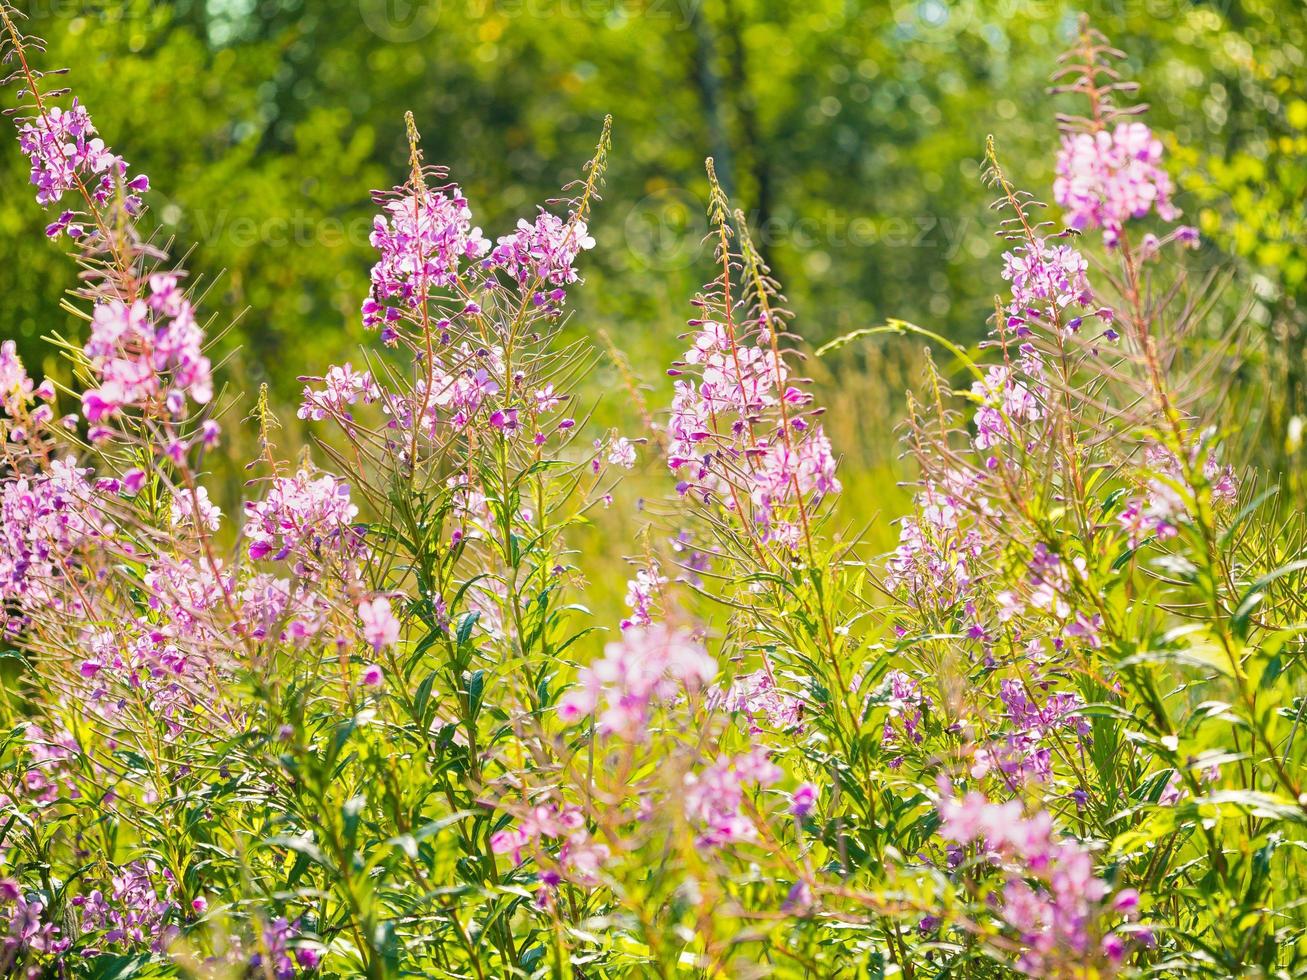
298 363 380 422
790 782 818 818
606 436 637 469
358 597 400 651
620 563 667 631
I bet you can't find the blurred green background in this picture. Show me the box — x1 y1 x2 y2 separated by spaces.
2 0 1304 541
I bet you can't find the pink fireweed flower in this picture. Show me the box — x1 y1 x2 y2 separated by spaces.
0 458 107 625
790 782 819 818
236 573 330 645
606 436 637 469
170 485 222 532
557 626 716 740
878 670 930 761
74 861 179 954
489 802 609 891
620 563 668 631
16 98 148 237
683 747 783 847
486 209 595 302
298 363 380 422
974 679 1091 784
242 469 363 575
940 792 1138 976
364 185 490 327
1054 122 1179 247
717 670 804 734
80 276 213 425
970 363 1044 454
249 916 321 977
0 341 38 427
358 597 400 651
534 384 564 412
749 426 841 537
884 474 988 609
1001 238 1108 332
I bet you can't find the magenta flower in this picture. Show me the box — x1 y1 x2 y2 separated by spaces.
16 99 147 238
1054 122 1178 247
358 596 400 651
558 626 716 739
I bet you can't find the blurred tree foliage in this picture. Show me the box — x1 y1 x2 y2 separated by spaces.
1 0 1302 428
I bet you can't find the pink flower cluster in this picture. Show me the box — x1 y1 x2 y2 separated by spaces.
358 596 400 651
971 362 1044 457
81 275 213 426
1002 238 1113 334
0 458 105 627
486 209 595 304
885 475 986 608
2 886 65 963
2 860 178 964
242 469 363 575
557 626 717 739
490 802 610 891
1054 122 1178 247
750 426 841 543
878 670 929 764
620 563 667 630
969 680 1090 785
249 917 321 978
667 315 837 544
418 345 503 430
718 670 804 734
236 573 330 646
940 792 1141 975
297 363 379 422
362 187 489 328
0 341 57 444
683 748 782 847
17 99 148 238
69 860 179 955
1116 444 1237 548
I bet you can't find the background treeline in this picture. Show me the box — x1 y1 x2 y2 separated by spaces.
2 0 1303 501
